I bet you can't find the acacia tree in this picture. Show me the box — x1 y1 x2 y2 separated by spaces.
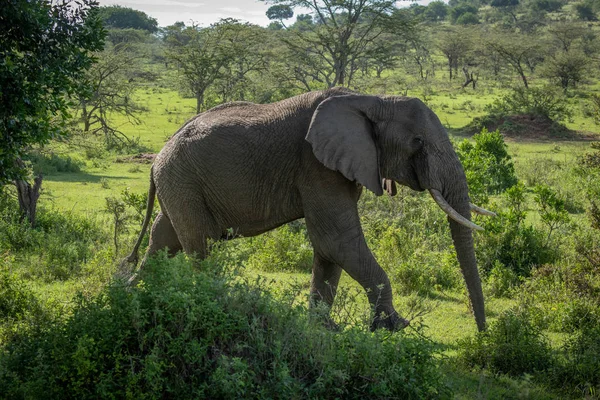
0 0 104 225
437 26 474 80
264 0 405 87
483 30 542 88
213 25 271 103
76 45 144 149
166 19 249 113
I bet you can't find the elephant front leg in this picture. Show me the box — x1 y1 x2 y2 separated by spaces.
304 205 408 332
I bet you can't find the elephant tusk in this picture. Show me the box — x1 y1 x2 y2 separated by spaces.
470 203 496 217
429 189 484 231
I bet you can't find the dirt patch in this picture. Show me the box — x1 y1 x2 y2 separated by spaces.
471 114 598 141
116 153 156 164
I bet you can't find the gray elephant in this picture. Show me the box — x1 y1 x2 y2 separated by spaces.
126 88 493 331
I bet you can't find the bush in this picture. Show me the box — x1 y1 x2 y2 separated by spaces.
246 224 313 273
551 324 600 396
459 309 554 377
476 183 555 277
483 86 572 122
456 128 517 202
28 151 82 175
0 197 109 280
0 253 450 399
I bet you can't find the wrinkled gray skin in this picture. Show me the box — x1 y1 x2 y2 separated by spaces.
126 88 486 332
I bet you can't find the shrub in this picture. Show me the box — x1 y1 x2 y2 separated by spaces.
486 261 520 298
456 128 517 202
0 253 450 399
458 309 554 377
476 183 555 277
483 86 572 122
551 324 600 396
0 198 109 280
246 224 313 273
28 151 82 175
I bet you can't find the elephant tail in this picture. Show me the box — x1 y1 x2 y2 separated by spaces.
124 166 157 266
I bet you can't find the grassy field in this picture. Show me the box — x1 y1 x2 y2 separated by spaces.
3 84 600 398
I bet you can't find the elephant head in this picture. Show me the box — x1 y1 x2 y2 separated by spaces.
306 94 491 331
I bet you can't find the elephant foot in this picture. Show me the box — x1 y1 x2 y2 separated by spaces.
370 310 410 332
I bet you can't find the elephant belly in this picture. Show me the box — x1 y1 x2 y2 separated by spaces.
209 193 305 239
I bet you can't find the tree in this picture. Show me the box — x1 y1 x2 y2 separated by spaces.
483 30 542 88
490 0 520 24
450 3 479 23
437 26 475 80
541 50 590 90
263 0 405 87
75 46 144 149
575 0 599 21
266 4 294 26
424 1 449 22
213 25 272 103
0 0 104 225
166 19 255 113
547 21 588 53
96 6 158 33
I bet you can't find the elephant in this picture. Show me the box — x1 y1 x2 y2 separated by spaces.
125 88 494 332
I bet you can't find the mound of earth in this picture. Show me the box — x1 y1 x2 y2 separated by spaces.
116 153 156 164
471 114 595 141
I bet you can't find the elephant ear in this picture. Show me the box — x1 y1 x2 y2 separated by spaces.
306 95 384 196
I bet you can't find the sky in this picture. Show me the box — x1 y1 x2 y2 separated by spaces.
96 0 430 28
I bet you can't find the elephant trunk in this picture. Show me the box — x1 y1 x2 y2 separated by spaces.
434 169 486 332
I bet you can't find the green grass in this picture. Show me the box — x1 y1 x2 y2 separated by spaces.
6 83 600 399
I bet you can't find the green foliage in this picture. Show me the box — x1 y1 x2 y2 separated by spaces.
95 5 158 32
0 195 108 280
459 309 554 376
486 261 520 298
375 226 462 294
0 0 104 184
483 86 572 122
477 183 555 277
246 224 313 273
28 151 83 175
457 128 517 203
532 184 570 242
0 253 450 399
552 324 600 395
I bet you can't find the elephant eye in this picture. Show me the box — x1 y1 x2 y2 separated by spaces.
413 136 424 149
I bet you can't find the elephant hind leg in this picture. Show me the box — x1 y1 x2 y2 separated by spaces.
141 211 183 266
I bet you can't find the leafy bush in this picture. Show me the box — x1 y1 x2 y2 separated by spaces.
246 224 313 273
476 183 555 277
456 128 517 202
0 195 109 280
483 86 572 122
0 253 450 399
459 309 554 377
28 151 83 175
485 261 520 298
551 324 600 396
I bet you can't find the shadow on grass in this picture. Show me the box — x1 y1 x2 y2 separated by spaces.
44 172 134 184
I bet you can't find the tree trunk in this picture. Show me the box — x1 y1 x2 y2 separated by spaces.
196 91 204 114
517 66 529 88
14 159 43 228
